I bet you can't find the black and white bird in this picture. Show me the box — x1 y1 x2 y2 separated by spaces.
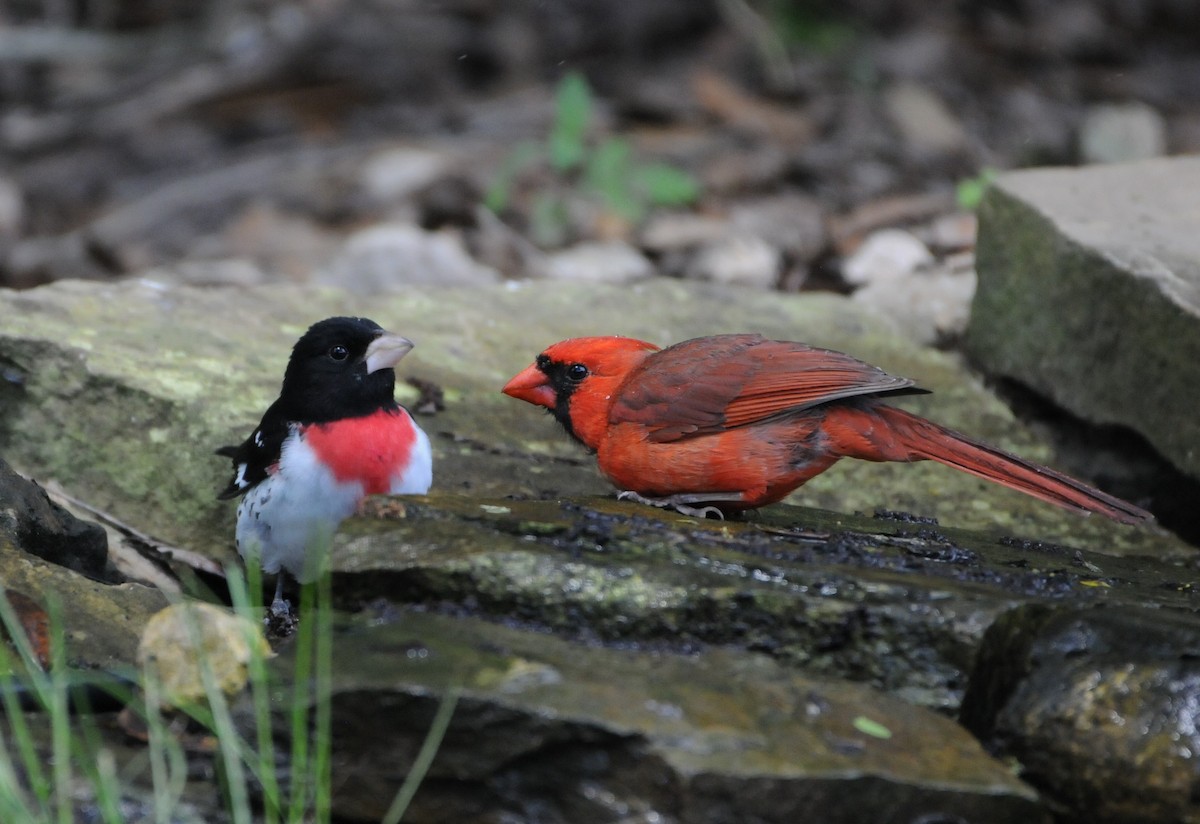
217 317 432 614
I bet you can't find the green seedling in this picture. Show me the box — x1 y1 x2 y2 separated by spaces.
486 71 700 242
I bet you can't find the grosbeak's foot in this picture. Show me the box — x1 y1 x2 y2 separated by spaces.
616 490 738 520
264 598 298 637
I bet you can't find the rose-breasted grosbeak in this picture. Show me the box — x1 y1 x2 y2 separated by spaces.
217 317 432 614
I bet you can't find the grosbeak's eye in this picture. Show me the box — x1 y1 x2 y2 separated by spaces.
329 345 349 361
567 363 589 381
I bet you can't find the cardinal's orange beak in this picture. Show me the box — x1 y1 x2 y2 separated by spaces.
502 363 557 409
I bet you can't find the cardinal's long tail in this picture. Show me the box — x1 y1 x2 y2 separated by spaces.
825 403 1153 525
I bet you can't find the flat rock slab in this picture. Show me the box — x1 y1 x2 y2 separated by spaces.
0 278 1183 570
967 156 1200 477
333 493 1199 711
264 609 1046 824
0 277 1194 823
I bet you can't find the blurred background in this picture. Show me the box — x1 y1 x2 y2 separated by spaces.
0 0 1197 306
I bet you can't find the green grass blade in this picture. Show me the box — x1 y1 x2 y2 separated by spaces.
286 579 316 820
88 748 124 824
0 591 50 808
380 687 460 824
68 683 126 824
44 598 72 824
179 607 254 824
141 665 179 824
0 747 34 822
313 571 333 824
227 564 281 824
206 685 253 824
0 684 36 823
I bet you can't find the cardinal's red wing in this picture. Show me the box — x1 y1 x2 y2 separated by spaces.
609 334 921 443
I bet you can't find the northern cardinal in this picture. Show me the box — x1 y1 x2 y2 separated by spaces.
502 333 1150 524
218 317 432 615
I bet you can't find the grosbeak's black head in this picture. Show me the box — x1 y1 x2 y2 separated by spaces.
279 316 413 422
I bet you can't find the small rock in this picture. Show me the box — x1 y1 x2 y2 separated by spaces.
851 263 977 345
619 74 703 125
319 223 501 293
360 147 450 206
841 228 933 287
639 213 729 253
1169 111 1200 155
1031 1 1109 58
1079 102 1167 164
218 202 339 282
538 240 654 284
729 193 826 262
878 29 953 81
416 175 481 229
701 145 791 194
468 204 545 279
139 259 269 288
687 235 781 289
998 87 1074 163
924 212 978 253
828 192 955 256
884 82 969 159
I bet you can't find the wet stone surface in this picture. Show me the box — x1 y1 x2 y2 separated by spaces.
334 493 1196 712
258 609 1046 824
962 604 1200 824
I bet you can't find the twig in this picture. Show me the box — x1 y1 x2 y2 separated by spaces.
42 480 223 582
714 0 797 92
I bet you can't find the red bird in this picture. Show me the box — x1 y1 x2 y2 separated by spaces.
501 333 1151 524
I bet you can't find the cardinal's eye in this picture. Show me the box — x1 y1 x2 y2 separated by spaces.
567 363 589 381
329 345 349 361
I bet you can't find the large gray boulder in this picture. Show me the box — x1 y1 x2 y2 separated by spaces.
966 157 1200 479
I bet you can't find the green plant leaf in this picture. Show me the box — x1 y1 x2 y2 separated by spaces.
585 138 642 220
585 138 631 191
956 167 998 211
485 141 540 214
852 715 893 739
636 163 701 207
529 192 571 248
549 72 593 172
